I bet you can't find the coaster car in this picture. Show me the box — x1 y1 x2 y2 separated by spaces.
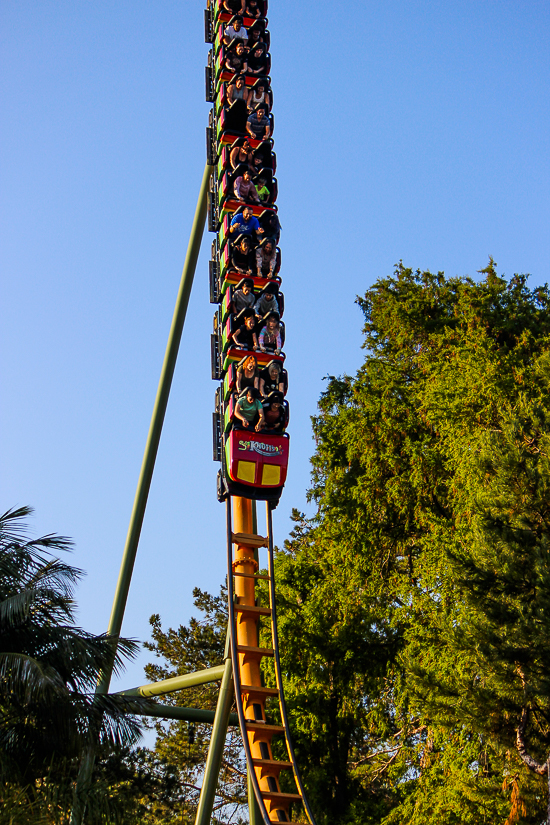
218 205 279 251
223 428 289 499
220 242 281 287
221 307 285 353
218 167 278 212
217 139 276 178
216 80 273 117
214 26 271 60
215 46 271 85
211 4 268 29
223 388 288 432
221 277 283 322
216 103 274 144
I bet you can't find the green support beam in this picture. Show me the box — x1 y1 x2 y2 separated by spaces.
99 160 213 695
126 701 238 726
117 664 225 698
248 769 263 825
70 163 212 825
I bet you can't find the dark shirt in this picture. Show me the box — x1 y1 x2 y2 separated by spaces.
223 0 245 11
247 113 270 139
247 49 268 74
260 367 287 396
245 1 261 17
232 289 256 314
260 211 281 240
233 324 256 349
231 246 254 273
236 366 259 392
263 404 285 431
225 53 247 74
254 293 279 316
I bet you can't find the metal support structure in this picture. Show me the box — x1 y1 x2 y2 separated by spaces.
70 163 212 825
247 502 263 825
194 654 235 825
117 664 225 697
99 160 213 693
128 701 238 726
248 759 263 825
193 499 263 825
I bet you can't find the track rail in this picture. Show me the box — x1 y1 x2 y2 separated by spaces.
227 497 316 825
206 3 316 821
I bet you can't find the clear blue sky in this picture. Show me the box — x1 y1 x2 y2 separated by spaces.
2 0 549 703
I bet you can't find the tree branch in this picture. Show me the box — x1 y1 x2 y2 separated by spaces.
516 707 548 775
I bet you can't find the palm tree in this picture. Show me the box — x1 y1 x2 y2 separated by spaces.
0 506 141 793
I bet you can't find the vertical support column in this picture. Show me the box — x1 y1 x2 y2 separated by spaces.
194 652 234 825
233 498 259 690
231 498 275 820
232 498 264 820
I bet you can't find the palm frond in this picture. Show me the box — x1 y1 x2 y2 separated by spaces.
0 652 68 702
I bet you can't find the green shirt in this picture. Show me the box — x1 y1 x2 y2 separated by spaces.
237 397 263 421
257 185 270 202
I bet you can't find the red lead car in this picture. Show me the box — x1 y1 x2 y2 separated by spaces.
220 429 289 503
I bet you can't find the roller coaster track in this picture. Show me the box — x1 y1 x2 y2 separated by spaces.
227 497 316 825
205 0 317 820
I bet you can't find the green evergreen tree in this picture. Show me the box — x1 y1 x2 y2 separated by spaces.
272 262 550 824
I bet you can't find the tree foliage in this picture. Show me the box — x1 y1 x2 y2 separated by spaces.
268 262 550 824
0 506 142 823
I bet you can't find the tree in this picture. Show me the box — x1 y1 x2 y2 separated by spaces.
270 262 550 824
0 506 142 822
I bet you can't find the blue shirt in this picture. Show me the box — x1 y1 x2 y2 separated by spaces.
231 213 260 235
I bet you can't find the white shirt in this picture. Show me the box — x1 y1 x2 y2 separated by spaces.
224 25 248 43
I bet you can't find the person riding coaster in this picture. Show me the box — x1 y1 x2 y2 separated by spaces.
261 390 288 433
233 386 265 432
258 311 284 354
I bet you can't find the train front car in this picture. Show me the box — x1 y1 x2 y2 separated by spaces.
207 0 289 506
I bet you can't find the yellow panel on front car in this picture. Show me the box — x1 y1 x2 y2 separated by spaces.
261 464 281 486
237 460 256 483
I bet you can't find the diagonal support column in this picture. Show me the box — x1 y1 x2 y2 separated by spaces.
70 162 212 825
99 161 213 690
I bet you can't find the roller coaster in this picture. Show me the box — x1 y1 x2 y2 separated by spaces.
71 3 316 824
207 2 315 820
